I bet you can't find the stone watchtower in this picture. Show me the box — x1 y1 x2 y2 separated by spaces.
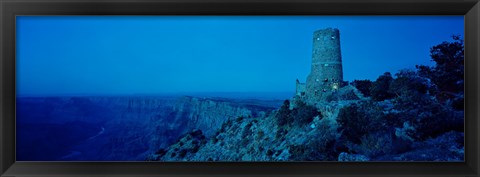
305 28 343 102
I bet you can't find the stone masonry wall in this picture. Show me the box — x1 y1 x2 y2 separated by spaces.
305 28 343 103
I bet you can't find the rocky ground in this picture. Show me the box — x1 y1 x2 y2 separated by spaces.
147 85 464 162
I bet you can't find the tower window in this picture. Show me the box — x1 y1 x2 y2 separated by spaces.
331 36 335 39
316 37 320 40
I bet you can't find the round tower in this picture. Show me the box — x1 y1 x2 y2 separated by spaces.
305 28 343 102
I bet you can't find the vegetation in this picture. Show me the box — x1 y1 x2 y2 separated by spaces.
150 35 464 162
276 99 321 128
275 100 291 127
335 35 464 160
370 72 395 101
351 79 373 97
337 101 386 144
290 101 321 127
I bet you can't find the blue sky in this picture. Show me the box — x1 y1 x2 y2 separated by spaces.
16 16 464 96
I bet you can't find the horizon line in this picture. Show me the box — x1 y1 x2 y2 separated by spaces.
16 91 296 98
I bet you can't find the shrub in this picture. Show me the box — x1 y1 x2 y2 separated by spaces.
191 145 200 153
220 119 233 132
351 79 373 97
339 89 360 100
392 91 463 140
288 144 326 161
241 138 250 147
337 101 387 144
290 101 321 127
276 128 288 140
389 69 429 98
288 139 335 161
178 149 188 158
235 116 244 123
257 130 265 140
211 136 219 144
352 131 394 158
289 118 338 161
242 122 253 138
267 149 274 156
155 148 167 157
276 100 291 127
370 72 395 101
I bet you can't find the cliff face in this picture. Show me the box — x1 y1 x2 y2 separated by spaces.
147 103 340 161
16 95 280 161
147 85 464 162
172 96 254 137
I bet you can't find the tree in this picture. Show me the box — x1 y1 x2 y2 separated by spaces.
416 35 464 104
276 100 291 127
351 79 373 97
389 69 429 97
370 72 395 101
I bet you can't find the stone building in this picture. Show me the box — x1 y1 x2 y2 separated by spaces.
295 79 306 97
295 28 344 104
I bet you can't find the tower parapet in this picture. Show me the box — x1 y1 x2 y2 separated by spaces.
295 79 306 97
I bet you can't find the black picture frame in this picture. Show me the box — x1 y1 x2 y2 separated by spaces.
1 0 479 176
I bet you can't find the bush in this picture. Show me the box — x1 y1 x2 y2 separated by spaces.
235 116 244 123
211 136 219 144
392 91 463 140
337 101 387 144
290 101 321 127
276 100 291 127
276 100 320 127
339 89 360 100
242 122 253 139
267 149 274 156
288 144 328 161
351 80 373 97
178 149 188 158
352 131 394 158
257 131 265 141
275 128 288 140
370 72 395 101
288 135 336 161
155 148 167 157
389 69 429 97
220 119 233 132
